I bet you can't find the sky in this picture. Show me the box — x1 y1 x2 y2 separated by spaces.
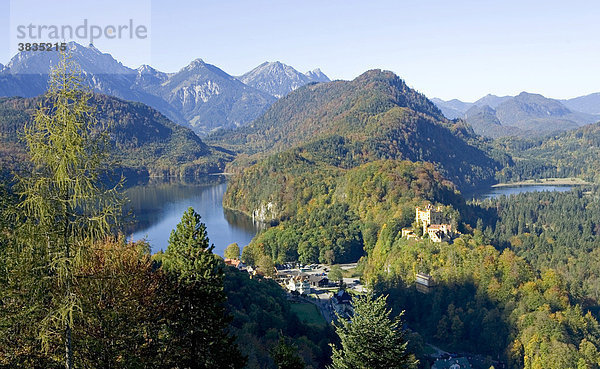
1 0 599 102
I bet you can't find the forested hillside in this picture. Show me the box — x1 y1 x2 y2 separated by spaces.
366 231 600 369
479 189 600 301
213 69 502 192
235 159 463 266
0 94 232 179
494 122 600 183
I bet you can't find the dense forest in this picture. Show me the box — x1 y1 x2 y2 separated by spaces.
477 189 600 302
234 159 463 266
0 95 233 180
366 232 600 369
493 123 600 183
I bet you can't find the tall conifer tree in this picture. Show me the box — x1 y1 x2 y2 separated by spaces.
329 294 417 369
17 51 122 369
162 207 246 369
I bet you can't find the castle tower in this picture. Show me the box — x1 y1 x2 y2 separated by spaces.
416 204 444 234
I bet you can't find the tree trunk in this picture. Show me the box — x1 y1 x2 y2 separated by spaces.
66 323 73 369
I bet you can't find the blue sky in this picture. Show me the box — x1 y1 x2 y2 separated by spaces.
2 0 599 101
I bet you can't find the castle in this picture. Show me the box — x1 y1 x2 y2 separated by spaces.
402 204 455 243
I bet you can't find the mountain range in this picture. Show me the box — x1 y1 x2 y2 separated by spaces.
212 69 501 192
0 43 330 135
433 93 600 138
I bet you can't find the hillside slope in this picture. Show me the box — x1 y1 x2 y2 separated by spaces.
0 95 232 179
492 121 600 183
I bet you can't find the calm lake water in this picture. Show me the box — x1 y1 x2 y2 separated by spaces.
467 184 574 201
124 176 262 256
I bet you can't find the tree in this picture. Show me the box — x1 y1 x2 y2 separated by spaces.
162 207 246 369
72 238 167 368
224 242 241 259
14 51 122 369
258 254 276 278
328 265 344 285
330 294 417 369
271 336 305 369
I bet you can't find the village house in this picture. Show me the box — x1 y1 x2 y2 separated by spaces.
332 290 353 317
276 269 302 283
286 275 311 295
431 357 473 369
307 275 329 288
224 258 246 270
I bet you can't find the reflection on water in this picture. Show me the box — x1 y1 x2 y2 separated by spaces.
467 184 574 201
124 176 263 256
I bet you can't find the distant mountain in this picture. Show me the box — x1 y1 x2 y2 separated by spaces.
431 98 473 119
238 61 330 98
305 68 329 82
133 64 169 89
464 104 524 138
561 93 600 115
474 94 512 109
0 94 232 178
494 92 595 132
143 58 276 135
211 69 501 191
433 92 600 138
0 42 276 135
0 43 188 126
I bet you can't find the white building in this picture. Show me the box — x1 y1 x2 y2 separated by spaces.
286 276 311 295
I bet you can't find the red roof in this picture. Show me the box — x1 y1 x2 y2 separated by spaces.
224 258 241 267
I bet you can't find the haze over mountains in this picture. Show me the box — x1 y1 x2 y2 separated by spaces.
433 93 600 138
0 43 330 135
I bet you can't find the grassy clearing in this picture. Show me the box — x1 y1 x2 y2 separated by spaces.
290 302 326 327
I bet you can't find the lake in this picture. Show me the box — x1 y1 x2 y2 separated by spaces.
124 176 263 256
125 178 577 255
466 184 575 201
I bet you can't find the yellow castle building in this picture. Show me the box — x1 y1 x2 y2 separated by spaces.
416 204 444 234
403 204 455 243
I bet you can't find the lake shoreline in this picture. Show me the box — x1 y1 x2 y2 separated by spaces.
492 177 591 188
